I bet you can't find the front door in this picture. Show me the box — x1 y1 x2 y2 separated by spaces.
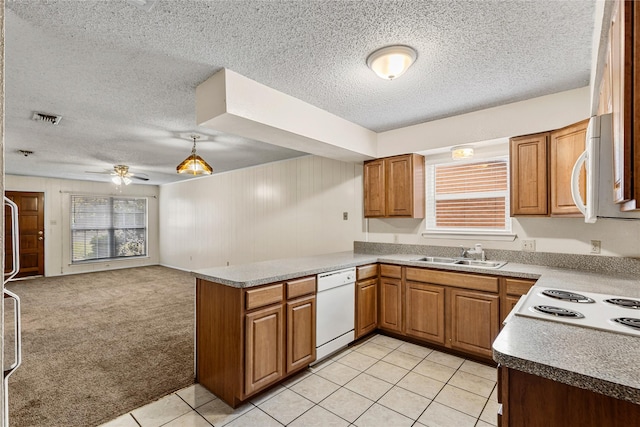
4 191 45 278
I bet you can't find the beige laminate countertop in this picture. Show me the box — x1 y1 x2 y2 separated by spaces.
192 251 640 404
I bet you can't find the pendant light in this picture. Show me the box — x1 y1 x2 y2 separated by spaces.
176 135 213 175
367 45 417 80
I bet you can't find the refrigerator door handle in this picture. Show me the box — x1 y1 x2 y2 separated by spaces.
3 290 21 379
3 197 20 283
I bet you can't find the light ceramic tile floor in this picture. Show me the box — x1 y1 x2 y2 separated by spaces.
99 334 498 427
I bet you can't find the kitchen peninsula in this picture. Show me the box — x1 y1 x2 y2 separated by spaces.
193 247 640 424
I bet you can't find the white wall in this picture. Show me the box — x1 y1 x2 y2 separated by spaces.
159 156 365 270
5 175 160 276
365 216 640 258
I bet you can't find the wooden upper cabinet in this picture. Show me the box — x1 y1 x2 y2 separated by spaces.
510 133 549 216
363 159 386 217
550 120 588 216
363 154 425 218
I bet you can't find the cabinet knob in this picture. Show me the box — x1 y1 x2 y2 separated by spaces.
38 237 43 241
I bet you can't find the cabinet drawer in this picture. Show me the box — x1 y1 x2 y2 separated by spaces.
245 284 284 311
505 278 536 296
406 267 498 293
286 277 316 299
357 264 378 281
380 264 402 278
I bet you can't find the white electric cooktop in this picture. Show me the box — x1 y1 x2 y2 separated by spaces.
513 286 640 337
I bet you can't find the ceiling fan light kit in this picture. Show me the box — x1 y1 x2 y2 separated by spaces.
177 135 213 175
367 45 417 80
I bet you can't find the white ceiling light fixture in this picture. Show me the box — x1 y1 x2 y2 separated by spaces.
367 45 417 80
451 146 474 160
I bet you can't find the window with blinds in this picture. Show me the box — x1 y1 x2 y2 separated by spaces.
71 196 147 262
426 157 511 233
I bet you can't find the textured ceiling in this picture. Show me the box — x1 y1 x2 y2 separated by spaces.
5 0 595 185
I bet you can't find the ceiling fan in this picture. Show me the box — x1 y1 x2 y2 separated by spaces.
86 165 150 185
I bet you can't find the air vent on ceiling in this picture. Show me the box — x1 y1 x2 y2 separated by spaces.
32 112 62 125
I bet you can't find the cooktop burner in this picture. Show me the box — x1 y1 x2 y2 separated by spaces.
613 317 640 331
541 289 595 303
533 305 585 318
605 298 640 309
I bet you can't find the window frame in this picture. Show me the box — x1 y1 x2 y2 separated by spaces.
70 195 149 263
424 155 513 237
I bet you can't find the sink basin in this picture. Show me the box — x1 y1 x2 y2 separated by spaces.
413 256 458 264
454 259 507 268
412 256 507 269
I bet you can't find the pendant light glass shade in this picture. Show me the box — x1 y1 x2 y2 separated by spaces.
367 45 417 80
177 136 213 175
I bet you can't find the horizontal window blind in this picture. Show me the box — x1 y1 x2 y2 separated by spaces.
71 196 147 262
427 158 510 233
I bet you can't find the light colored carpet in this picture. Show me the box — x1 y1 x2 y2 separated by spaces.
5 265 195 426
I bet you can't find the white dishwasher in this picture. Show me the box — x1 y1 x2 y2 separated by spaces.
315 267 356 362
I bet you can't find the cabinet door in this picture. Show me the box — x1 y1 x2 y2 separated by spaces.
387 155 413 217
286 295 316 373
379 277 402 332
245 304 284 395
449 289 499 359
510 134 549 216
550 120 588 215
502 296 521 325
356 279 378 338
364 159 386 217
405 281 445 345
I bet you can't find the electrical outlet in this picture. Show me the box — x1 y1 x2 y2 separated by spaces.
343 212 348 220
522 240 536 252
591 240 601 254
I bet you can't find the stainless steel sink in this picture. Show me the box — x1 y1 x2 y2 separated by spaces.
413 256 458 264
411 256 507 269
454 259 507 269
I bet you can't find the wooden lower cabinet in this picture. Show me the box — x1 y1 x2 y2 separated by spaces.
355 278 378 338
501 278 536 324
286 295 316 373
245 304 284 395
197 277 316 408
499 367 640 427
405 281 445 344
449 288 500 359
379 277 402 332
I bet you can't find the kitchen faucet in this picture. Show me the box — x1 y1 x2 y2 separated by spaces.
460 244 486 261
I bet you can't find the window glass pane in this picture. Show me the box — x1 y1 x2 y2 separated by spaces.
426 157 510 233
72 229 111 261
71 196 147 262
114 229 146 257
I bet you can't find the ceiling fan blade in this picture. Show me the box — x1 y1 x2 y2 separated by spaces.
85 170 112 175
130 175 150 181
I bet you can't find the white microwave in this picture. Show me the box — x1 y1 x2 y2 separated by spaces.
571 113 640 222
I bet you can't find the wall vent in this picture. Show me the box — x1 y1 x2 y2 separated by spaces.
32 112 62 125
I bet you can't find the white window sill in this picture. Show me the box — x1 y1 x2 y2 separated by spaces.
421 232 517 241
